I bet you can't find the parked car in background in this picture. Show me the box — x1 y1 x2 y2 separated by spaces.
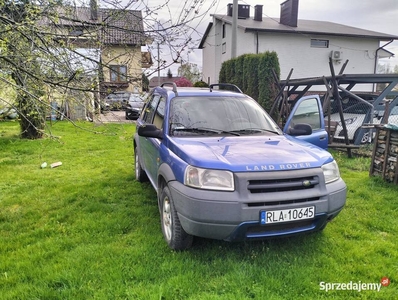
0 107 18 119
105 91 136 110
329 103 398 144
322 93 378 116
125 94 146 120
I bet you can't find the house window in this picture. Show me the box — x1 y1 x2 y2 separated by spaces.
222 42 226 54
110 65 127 82
311 39 329 48
222 24 226 39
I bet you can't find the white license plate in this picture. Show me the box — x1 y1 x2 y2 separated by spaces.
260 206 315 224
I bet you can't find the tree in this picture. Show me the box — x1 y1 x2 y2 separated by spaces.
0 0 214 139
2 0 48 138
142 73 149 92
177 62 201 83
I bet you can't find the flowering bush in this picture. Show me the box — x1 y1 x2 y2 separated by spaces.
175 77 193 87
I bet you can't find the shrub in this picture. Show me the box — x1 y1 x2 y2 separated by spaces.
174 77 193 87
193 81 209 87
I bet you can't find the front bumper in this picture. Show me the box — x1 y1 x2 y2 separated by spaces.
168 169 347 241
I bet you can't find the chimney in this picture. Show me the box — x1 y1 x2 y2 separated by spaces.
254 5 263 21
90 0 98 20
227 3 250 19
280 0 299 27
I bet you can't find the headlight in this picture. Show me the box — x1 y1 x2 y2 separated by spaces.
184 166 234 191
321 161 340 184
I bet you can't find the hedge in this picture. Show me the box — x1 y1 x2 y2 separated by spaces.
219 51 280 111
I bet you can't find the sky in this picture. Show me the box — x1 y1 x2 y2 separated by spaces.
134 0 398 77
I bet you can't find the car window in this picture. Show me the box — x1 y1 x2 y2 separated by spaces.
129 95 143 102
142 94 160 123
153 97 166 129
107 93 129 100
290 98 321 130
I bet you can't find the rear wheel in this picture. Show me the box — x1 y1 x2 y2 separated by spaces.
134 147 147 182
160 186 193 250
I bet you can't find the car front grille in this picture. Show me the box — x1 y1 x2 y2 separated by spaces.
247 176 319 194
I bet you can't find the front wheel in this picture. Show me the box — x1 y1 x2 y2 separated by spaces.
160 186 193 250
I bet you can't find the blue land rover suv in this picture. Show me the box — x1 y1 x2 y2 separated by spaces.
134 83 346 250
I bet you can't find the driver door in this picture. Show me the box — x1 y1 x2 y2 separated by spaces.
283 95 328 149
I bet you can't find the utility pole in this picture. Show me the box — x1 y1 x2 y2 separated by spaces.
157 42 160 86
231 0 238 58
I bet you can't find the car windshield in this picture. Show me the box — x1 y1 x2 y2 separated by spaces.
107 93 130 100
129 95 143 102
343 103 372 114
169 96 281 136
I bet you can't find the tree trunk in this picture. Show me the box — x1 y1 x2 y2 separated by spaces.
18 94 46 139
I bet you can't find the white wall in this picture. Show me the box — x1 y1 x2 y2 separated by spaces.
202 20 380 91
256 33 379 79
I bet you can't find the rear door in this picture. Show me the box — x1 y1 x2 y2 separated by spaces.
283 95 328 149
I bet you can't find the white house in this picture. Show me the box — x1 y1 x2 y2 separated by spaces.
198 0 398 87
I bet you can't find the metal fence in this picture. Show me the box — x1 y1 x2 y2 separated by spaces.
324 96 398 145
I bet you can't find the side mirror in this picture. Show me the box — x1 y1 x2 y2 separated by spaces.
138 124 163 139
289 123 312 136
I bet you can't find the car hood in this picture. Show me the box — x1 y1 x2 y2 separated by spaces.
168 135 333 172
329 113 366 124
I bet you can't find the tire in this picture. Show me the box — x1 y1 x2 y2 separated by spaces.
317 221 327 231
134 147 148 182
353 128 372 144
160 186 193 250
126 111 134 120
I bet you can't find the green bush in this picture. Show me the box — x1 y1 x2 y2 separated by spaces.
193 81 209 87
243 54 259 100
258 52 280 111
218 51 280 111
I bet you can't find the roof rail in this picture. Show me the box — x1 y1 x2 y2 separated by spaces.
209 83 242 93
161 82 178 95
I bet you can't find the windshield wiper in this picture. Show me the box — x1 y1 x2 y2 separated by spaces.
172 127 240 136
230 128 280 135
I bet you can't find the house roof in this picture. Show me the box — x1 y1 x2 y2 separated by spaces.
199 15 398 48
43 6 148 46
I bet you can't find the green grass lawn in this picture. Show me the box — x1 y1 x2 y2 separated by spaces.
0 120 397 299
